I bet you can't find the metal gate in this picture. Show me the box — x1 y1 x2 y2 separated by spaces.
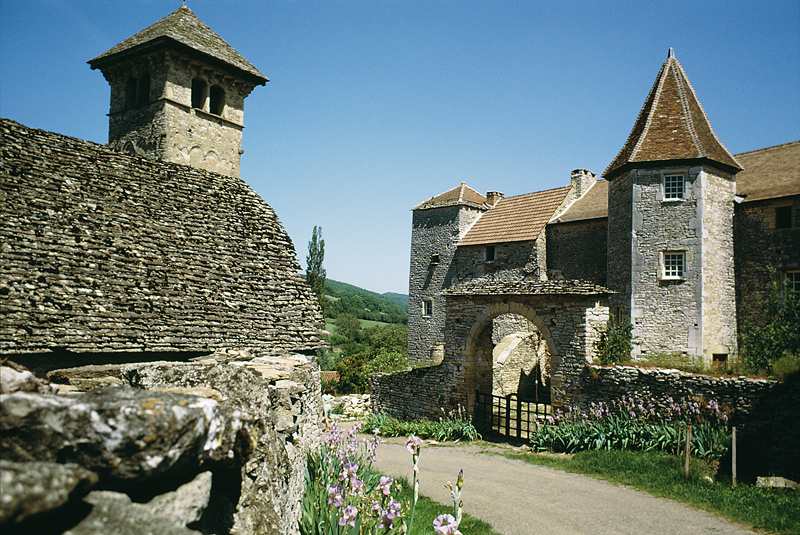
474 391 553 440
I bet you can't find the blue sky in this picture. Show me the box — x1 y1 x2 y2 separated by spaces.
1 1 798 295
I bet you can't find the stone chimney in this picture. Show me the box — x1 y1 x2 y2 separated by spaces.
486 191 504 206
570 169 596 198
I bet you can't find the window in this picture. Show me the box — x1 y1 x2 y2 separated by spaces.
125 77 137 109
776 206 792 229
423 300 433 317
191 78 207 110
209 85 225 115
664 174 684 200
662 252 684 279
430 254 440 265
137 72 150 106
485 245 495 262
788 272 800 293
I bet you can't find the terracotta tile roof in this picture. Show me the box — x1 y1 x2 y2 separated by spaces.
412 183 488 211
552 180 608 223
321 371 340 383
458 186 572 246
604 50 741 179
89 5 267 84
442 271 611 296
734 140 800 202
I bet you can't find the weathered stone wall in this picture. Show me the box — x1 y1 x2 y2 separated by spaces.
607 165 737 364
573 364 773 418
546 219 607 285
454 239 542 281
0 119 325 357
607 171 633 319
1 353 323 534
407 205 483 364
734 195 800 329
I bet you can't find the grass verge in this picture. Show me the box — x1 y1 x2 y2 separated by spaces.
391 475 502 535
500 449 799 534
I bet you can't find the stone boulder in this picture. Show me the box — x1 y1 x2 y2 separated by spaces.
0 386 248 486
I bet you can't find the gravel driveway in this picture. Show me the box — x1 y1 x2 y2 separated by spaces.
369 438 757 535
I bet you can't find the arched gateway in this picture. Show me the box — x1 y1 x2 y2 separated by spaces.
371 275 610 421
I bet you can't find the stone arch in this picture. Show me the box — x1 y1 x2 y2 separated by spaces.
462 301 557 410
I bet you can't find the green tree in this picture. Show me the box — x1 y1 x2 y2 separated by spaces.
739 274 800 375
305 226 326 315
335 313 362 343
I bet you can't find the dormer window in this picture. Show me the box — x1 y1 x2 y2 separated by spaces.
663 174 684 200
191 78 207 110
209 85 225 115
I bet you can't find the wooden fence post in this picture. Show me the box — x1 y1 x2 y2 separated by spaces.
732 426 737 487
684 423 692 480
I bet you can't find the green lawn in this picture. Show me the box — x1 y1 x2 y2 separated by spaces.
500 449 800 535
324 318 391 334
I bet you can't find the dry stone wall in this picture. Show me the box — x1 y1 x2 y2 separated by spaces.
0 119 325 357
1 353 323 534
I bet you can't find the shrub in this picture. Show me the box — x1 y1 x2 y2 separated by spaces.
595 315 636 365
739 272 800 375
364 409 481 442
772 352 800 382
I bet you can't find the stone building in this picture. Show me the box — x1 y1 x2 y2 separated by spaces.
0 5 326 372
88 4 268 178
406 49 799 401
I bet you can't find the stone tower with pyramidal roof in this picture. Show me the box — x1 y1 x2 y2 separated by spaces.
603 49 742 367
89 4 268 177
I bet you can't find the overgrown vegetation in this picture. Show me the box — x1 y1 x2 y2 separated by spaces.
595 315 636 365
364 410 481 442
503 449 800 535
739 273 800 378
325 279 408 325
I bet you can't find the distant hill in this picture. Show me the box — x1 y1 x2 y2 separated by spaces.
324 279 408 324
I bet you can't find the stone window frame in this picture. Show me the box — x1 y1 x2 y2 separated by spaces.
191 78 208 111
209 84 225 116
661 172 686 201
658 249 688 280
422 299 434 317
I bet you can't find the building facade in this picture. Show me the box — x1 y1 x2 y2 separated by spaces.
408 50 799 372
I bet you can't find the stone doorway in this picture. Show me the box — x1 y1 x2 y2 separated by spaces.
490 313 551 402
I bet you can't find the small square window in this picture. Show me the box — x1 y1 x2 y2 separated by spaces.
787 272 800 293
663 252 684 279
776 206 792 229
664 174 684 200
423 300 433 317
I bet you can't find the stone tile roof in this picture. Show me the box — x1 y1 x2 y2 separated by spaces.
442 271 611 296
603 50 741 179
458 186 572 246
412 182 488 211
551 180 608 223
0 118 324 355
734 140 800 202
89 5 267 84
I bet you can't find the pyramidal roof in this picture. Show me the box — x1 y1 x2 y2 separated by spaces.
89 5 267 84
412 183 488 211
603 49 741 179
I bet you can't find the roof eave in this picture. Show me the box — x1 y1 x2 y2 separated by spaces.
603 157 742 181
88 36 268 86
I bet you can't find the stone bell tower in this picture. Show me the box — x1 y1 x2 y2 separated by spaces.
88 4 267 177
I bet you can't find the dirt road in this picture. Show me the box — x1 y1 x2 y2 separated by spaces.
371 439 756 535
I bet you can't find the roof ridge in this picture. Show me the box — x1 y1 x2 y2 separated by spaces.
672 59 703 156
629 60 669 163
735 139 800 157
